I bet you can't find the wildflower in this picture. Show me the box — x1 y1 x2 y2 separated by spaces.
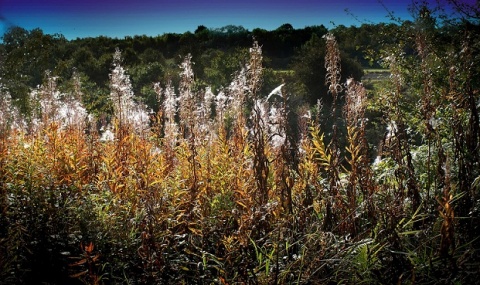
266 83 285 101
100 127 114 141
109 48 150 135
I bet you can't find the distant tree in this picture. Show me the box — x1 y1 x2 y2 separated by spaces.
213 25 248 35
195 25 208 34
129 62 164 111
138 48 166 65
200 48 248 91
0 26 67 114
276 23 294 31
272 23 295 58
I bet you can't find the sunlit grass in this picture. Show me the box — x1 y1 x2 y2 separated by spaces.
1 27 479 285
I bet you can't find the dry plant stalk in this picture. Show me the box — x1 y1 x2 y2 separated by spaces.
247 41 269 207
343 79 376 236
382 51 421 216
322 33 343 232
437 157 455 259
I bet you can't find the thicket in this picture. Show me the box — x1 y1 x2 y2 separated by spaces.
1 1 480 284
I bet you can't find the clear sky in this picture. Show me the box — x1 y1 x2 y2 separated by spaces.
0 0 434 40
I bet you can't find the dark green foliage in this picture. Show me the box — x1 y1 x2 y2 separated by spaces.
1 23 366 118
0 27 67 114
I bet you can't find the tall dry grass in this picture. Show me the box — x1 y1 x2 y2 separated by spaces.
1 28 479 284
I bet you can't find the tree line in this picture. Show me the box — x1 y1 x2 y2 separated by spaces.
0 22 396 116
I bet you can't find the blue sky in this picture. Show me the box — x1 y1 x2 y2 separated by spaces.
0 0 441 40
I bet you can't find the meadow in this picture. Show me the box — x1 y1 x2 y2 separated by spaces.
1 7 480 285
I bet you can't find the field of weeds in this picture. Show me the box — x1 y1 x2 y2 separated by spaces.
1 19 479 285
